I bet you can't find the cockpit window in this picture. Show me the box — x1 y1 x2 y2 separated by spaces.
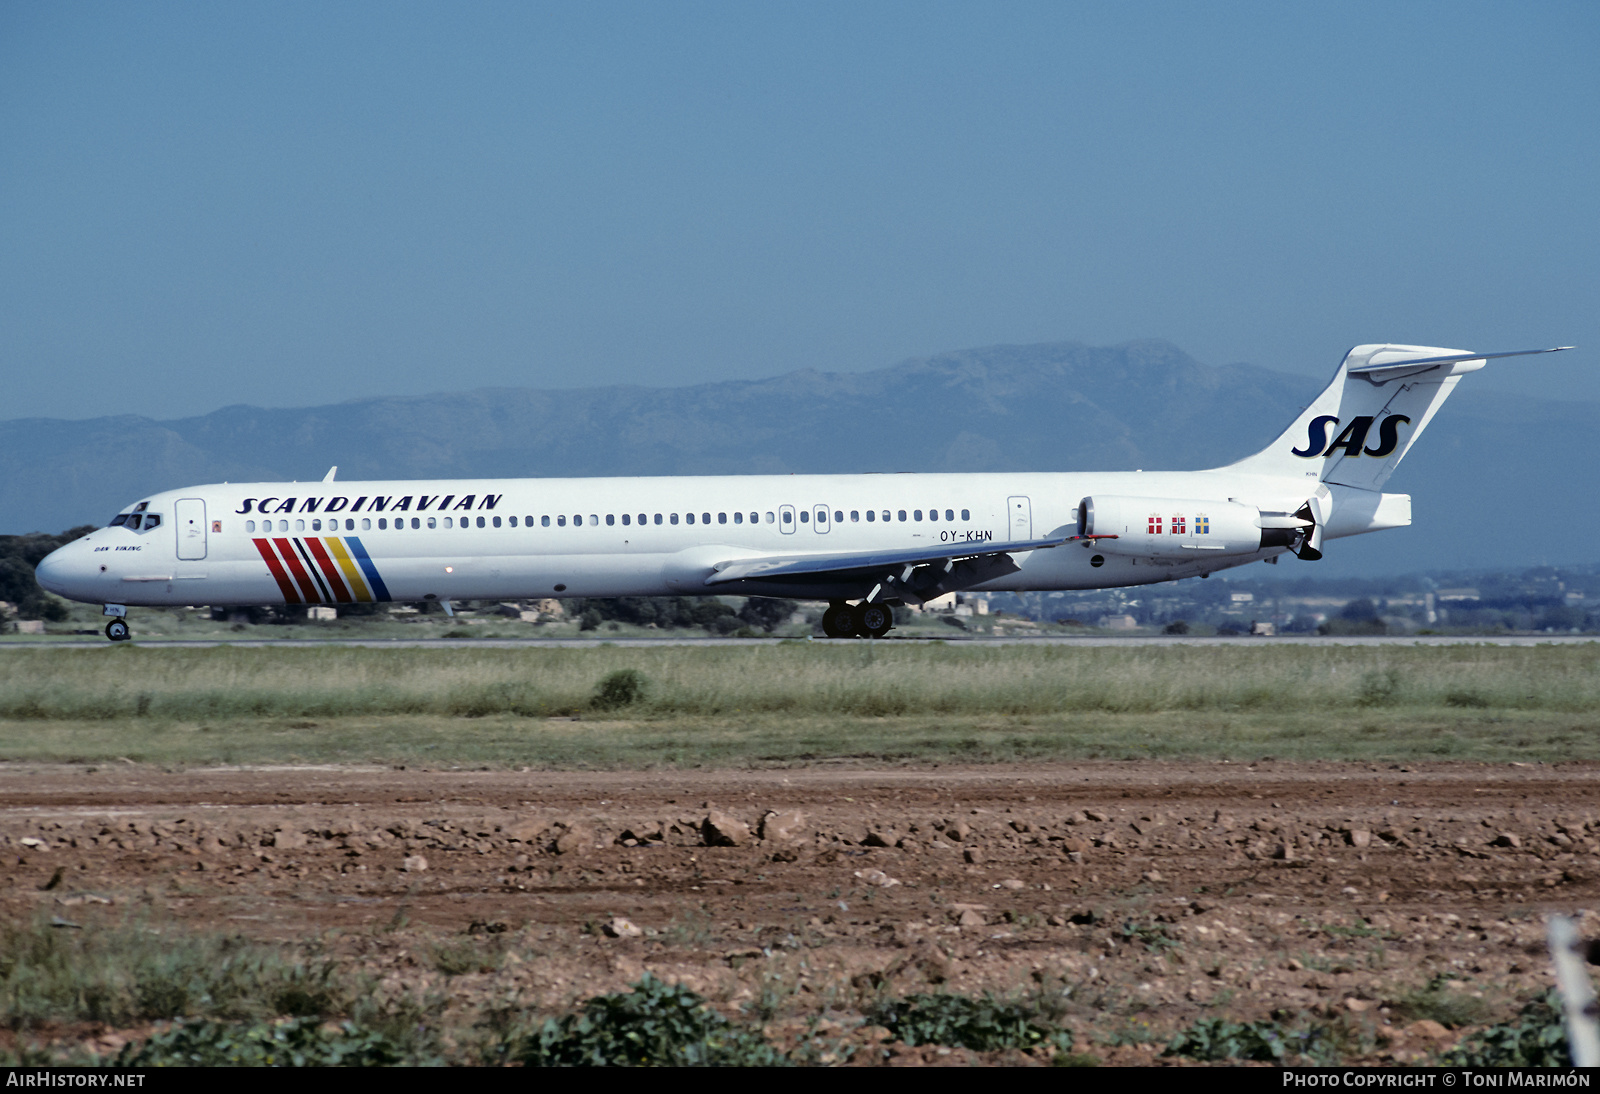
143 514 160 529
109 514 128 527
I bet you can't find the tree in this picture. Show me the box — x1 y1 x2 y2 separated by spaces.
0 527 95 620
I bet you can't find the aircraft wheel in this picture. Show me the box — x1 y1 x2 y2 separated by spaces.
853 602 892 639
105 619 131 642
821 604 858 638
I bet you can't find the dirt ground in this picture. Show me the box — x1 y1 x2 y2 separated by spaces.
4 759 1598 1065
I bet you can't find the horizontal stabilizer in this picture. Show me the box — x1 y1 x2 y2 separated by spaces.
1349 346 1574 384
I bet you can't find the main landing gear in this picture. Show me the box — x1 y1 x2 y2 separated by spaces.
821 601 893 639
105 619 131 642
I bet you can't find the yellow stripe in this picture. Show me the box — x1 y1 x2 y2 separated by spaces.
326 538 372 601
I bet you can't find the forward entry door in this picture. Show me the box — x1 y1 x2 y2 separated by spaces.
175 498 208 560
1007 496 1032 541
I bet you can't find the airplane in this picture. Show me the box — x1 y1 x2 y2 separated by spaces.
34 342 1572 642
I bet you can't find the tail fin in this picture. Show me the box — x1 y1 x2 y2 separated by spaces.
1223 343 1573 490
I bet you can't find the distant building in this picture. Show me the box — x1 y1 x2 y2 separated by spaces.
308 606 337 621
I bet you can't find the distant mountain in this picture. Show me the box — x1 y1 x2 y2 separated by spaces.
2 340 1592 573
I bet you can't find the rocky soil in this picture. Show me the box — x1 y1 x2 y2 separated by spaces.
3 759 1597 1065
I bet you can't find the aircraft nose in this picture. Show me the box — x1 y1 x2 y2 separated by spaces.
34 544 86 598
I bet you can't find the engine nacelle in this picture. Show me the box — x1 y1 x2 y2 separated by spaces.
1077 495 1304 559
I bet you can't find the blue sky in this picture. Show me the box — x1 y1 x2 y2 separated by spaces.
3 1 1595 421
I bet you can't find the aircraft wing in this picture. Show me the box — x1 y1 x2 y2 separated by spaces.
705 535 1071 586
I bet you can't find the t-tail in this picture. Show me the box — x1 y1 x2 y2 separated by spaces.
1219 342 1572 559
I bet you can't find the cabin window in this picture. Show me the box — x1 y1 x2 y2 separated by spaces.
702 512 710 524
865 510 874 522
524 515 534 526
622 514 631 526
897 510 907 522
606 514 615 526
245 520 255 532
686 513 695 525
961 509 970 520
360 518 370 530
312 520 322 532
378 518 388 530
589 514 597 526
344 519 353 531
670 513 679 525
558 515 566 526
293 519 304 531
915 510 925 521
926 509 937 522
799 511 808 523
443 517 452 529
491 515 501 528
639 513 647 525
718 512 727 524
834 510 843 523
765 512 775 523
733 512 742 524
541 515 550 527
849 511 858 522
508 516 517 527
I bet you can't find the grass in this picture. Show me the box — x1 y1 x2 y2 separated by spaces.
0 915 345 1029
0 643 1597 766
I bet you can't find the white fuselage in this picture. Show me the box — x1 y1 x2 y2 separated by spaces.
34 469 1407 609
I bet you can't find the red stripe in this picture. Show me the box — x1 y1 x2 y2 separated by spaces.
304 538 352 603
272 537 322 603
253 538 301 604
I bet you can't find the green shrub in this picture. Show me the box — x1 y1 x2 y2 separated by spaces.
115 1017 402 1067
1442 992 1570 1067
519 974 787 1066
591 669 649 711
1164 1017 1287 1062
868 993 1069 1053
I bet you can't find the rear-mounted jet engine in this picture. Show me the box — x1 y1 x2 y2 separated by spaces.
1076 495 1313 560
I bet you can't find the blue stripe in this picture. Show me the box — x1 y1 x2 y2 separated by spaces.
344 537 392 601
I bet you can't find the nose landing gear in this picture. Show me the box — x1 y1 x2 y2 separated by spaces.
105 619 131 642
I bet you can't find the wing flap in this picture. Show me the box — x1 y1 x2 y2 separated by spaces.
705 535 1069 586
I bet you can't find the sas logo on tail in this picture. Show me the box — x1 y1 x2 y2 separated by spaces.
1292 414 1411 459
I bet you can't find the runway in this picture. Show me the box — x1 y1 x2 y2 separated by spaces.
4 634 1595 649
